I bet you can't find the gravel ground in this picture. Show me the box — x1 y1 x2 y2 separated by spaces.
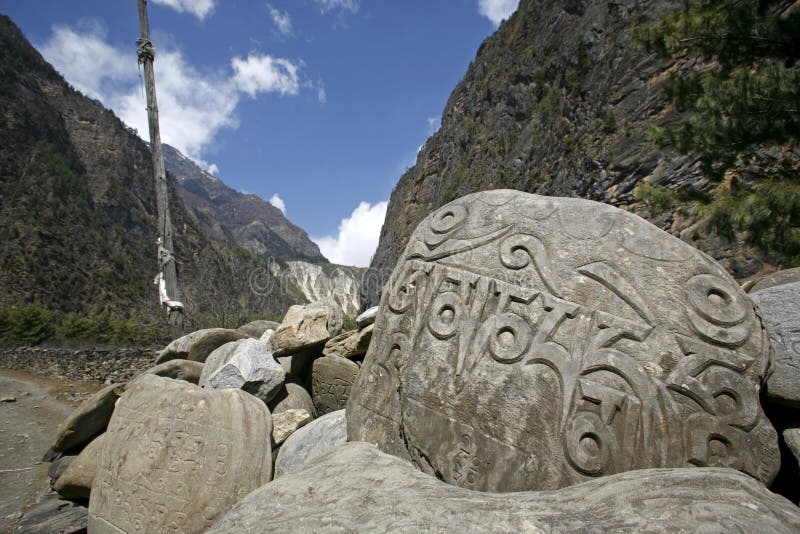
0 369 100 533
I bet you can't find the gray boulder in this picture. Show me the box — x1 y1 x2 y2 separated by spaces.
356 306 379 328
268 379 316 418
348 191 779 492
311 355 359 415
750 267 800 293
14 491 87 534
88 375 273 534
323 324 373 358
274 410 347 478
271 300 344 356
155 328 249 364
237 319 279 338
199 340 241 385
202 339 285 404
132 359 204 385
53 432 107 500
751 281 800 407
44 383 124 460
212 442 800 533
275 346 320 385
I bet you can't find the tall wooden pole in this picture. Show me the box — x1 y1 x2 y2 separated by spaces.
137 0 184 338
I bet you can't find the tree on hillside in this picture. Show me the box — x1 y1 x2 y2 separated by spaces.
636 0 800 264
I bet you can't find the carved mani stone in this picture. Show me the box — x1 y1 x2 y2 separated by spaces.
347 190 780 492
88 375 273 534
312 355 359 416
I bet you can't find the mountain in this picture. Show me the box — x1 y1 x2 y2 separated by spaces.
0 14 306 335
365 0 785 306
162 144 326 263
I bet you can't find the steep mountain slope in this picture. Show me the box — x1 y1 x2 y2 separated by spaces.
366 0 779 306
163 144 326 262
0 15 304 330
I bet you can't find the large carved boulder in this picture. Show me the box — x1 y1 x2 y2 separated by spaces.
88 375 273 534
211 442 800 533
348 190 780 492
271 300 344 356
274 410 347 478
311 355 359 415
750 281 800 407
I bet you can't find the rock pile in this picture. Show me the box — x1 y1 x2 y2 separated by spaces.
32 192 800 531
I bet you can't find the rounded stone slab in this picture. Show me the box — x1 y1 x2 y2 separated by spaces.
88 375 273 534
211 442 800 533
311 355 359 415
45 383 124 460
750 281 800 407
268 379 316 418
155 328 249 364
274 410 347 478
53 433 107 500
347 190 779 492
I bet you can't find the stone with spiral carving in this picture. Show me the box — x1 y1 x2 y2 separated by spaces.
347 190 780 492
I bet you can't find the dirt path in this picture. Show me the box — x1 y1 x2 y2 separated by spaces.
0 369 100 533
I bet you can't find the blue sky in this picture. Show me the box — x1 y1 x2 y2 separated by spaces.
0 0 519 266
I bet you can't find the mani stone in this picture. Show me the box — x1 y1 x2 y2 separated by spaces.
201 339 285 404
155 328 249 364
53 432 108 500
132 359 204 386
211 442 800 533
347 190 780 492
356 306 379 328
268 379 316 418
323 324 373 358
88 375 273 534
44 383 124 460
312 355 359 415
750 282 800 407
272 409 312 446
271 300 344 356
274 410 347 478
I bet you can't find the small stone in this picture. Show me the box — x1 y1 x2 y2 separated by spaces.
272 409 312 446
0 396 16 402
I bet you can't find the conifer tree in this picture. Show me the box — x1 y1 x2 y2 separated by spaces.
636 0 800 263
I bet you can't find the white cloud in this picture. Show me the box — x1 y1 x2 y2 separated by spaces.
150 0 216 20
207 163 220 175
313 201 387 267
267 4 293 36
478 0 519 25
315 0 359 14
39 23 305 166
426 115 441 133
269 193 286 215
317 80 327 104
232 54 301 97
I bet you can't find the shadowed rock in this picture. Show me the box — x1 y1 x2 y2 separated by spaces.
53 433 107 500
311 355 359 415
212 442 800 533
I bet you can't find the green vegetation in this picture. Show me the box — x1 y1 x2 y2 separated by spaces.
636 0 800 263
342 315 357 332
634 183 677 214
0 304 168 346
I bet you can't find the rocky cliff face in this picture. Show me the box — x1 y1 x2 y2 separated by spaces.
0 15 304 327
269 261 363 318
163 145 326 263
366 0 770 306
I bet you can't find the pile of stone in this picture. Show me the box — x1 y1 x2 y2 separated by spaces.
29 192 800 532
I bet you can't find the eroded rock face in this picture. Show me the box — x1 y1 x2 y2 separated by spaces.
750 282 800 407
88 375 272 534
271 301 344 356
348 191 780 492
212 442 800 533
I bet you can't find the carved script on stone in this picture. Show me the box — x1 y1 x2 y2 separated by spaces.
347 190 779 492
